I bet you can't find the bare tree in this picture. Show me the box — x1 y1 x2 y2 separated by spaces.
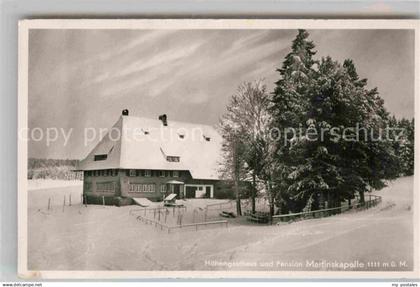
219 80 273 215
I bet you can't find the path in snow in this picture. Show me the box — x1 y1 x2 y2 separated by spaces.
193 176 414 271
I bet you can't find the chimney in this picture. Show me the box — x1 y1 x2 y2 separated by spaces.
122 109 129 116
158 114 168 126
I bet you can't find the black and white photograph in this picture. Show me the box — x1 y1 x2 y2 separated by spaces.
17 19 419 279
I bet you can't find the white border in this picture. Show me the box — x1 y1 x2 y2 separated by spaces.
18 19 420 279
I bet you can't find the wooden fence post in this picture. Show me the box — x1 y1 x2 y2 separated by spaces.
62 195 66 212
204 207 207 222
102 196 105 206
69 194 72 206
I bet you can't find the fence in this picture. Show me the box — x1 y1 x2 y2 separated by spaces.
134 214 228 233
131 195 381 230
205 200 234 210
272 194 382 223
129 206 187 217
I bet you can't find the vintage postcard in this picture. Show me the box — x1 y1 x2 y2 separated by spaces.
18 19 419 279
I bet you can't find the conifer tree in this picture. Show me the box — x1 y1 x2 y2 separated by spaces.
392 117 415 176
271 29 401 212
271 29 318 213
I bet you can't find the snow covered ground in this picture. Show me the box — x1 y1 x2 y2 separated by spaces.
27 176 414 272
28 179 82 191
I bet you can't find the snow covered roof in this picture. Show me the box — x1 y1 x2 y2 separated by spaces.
166 180 185 184
164 193 177 201
77 115 223 180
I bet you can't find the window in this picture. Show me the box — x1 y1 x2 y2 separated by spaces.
144 170 151 177
203 135 211 141
129 169 136 177
94 154 107 161
158 170 165 177
129 183 156 193
112 169 119 176
85 182 92 191
96 182 115 193
167 156 180 162
173 171 179 177
160 184 167 193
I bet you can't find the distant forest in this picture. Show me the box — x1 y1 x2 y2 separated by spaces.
28 158 83 180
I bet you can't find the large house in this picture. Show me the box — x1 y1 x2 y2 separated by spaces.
77 110 229 205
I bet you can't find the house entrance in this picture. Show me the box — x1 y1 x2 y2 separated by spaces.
185 186 197 198
205 186 211 198
184 184 214 198
173 184 181 197
167 180 185 199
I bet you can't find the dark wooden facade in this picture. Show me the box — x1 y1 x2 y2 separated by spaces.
83 169 227 202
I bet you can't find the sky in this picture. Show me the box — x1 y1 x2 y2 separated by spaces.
28 29 415 159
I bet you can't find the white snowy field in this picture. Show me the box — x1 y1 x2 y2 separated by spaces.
28 179 82 191
27 177 414 272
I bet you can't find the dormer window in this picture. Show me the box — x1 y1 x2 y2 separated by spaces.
167 156 180 162
160 147 180 162
94 154 107 161
178 132 185 139
203 135 211 141
142 128 149 135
